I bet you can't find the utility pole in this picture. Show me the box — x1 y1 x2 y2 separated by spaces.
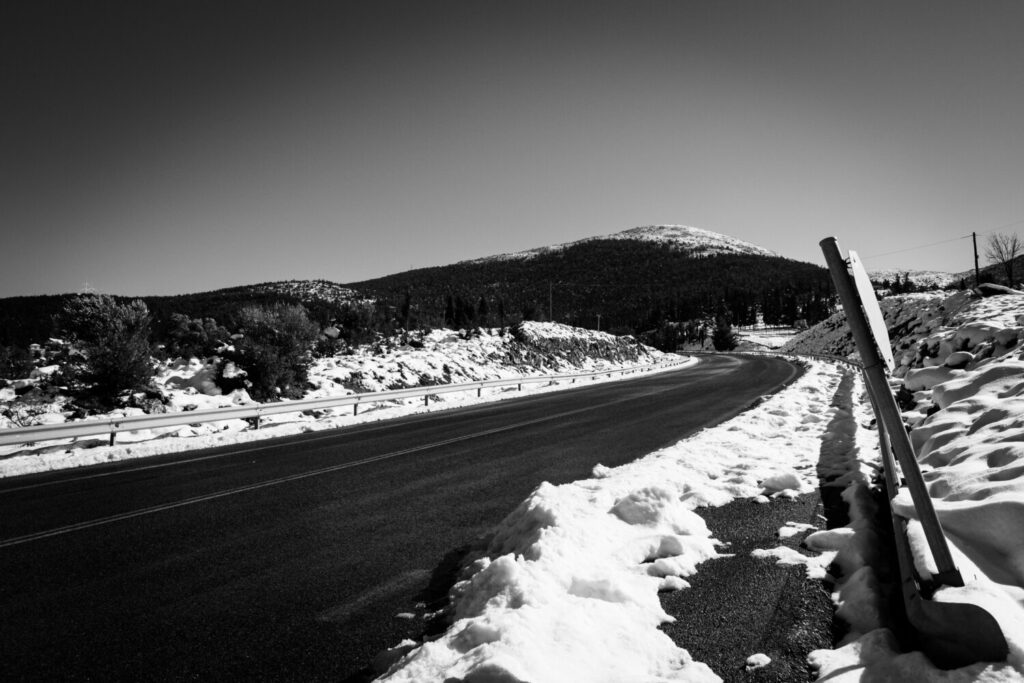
973 232 981 287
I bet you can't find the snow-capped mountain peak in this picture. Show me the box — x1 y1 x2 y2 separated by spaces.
608 225 777 256
468 225 777 263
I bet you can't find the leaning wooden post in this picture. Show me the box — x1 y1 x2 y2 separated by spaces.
820 237 963 588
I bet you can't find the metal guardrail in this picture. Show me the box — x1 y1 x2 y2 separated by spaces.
0 357 695 448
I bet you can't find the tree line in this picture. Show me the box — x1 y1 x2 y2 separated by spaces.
2 294 324 411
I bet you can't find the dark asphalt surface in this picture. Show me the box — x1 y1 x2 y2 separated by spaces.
661 495 836 683
0 354 799 681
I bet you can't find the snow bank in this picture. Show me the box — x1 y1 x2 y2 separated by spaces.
377 361 852 681
794 288 1024 680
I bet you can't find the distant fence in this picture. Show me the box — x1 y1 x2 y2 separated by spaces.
0 357 696 448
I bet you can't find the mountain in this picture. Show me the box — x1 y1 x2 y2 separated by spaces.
467 225 777 263
0 226 834 350
346 226 834 339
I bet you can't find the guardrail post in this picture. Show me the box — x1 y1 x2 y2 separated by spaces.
821 236 963 588
109 430 116 447
477 387 482 398
424 395 429 407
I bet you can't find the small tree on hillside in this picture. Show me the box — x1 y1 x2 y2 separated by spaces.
985 232 1023 286
60 294 154 405
228 303 319 400
711 315 738 351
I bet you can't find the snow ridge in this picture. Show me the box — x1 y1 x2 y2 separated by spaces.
467 225 777 264
867 269 959 289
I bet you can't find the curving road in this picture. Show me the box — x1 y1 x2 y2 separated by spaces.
0 354 799 681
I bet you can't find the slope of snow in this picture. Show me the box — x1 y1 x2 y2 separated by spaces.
785 289 1024 680
467 225 777 264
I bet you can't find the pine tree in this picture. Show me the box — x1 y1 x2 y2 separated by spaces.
711 315 738 351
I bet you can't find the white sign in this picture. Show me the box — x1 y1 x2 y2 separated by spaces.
849 250 895 372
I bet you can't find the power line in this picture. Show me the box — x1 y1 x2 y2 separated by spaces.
974 218 1024 236
862 218 1024 261
862 235 970 260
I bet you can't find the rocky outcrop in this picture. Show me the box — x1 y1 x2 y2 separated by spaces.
506 322 653 371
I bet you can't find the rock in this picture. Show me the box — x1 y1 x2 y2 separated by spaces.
944 351 974 369
976 283 1024 297
995 328 1020 348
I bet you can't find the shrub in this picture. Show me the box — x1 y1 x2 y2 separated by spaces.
166 313 230 359
711 316 738 351
59 294 155 405
227 304 319 400
0 345 35 380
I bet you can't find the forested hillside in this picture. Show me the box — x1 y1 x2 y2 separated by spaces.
0 240 834 353
348 239 835 335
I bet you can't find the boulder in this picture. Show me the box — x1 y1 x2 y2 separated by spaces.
944 351 974 369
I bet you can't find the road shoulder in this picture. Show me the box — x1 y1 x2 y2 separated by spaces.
659 493 835 682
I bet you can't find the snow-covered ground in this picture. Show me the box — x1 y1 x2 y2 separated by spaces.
802 290 1024 680
0 323 674 478
868 269 960 290
378 290 1024 681
734 325 801 350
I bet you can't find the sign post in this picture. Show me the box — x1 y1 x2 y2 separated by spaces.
820 237 963 588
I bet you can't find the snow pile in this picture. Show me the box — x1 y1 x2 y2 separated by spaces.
0 323 670 478
377 360 852 681
890 293 1024 670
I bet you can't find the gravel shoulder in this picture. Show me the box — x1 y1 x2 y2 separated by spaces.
660 493 836 682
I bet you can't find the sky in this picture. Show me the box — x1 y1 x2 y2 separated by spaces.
3 1 1024 297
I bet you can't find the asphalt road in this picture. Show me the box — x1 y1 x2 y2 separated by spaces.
0 354 799 681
